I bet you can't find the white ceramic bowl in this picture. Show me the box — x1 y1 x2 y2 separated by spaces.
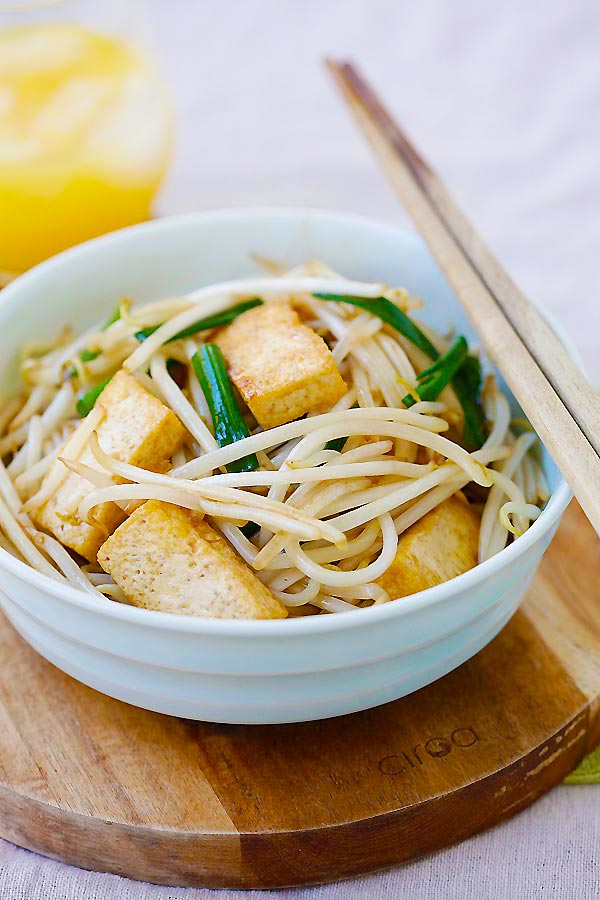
0 209 571 724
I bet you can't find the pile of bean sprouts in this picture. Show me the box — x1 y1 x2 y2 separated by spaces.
0 261 549 615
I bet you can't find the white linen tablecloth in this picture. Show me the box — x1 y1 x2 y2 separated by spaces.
1 0 599 896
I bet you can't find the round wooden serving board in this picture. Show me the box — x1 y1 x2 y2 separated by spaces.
0 500 599 889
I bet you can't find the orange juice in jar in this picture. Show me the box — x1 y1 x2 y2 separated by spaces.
0 6 173 276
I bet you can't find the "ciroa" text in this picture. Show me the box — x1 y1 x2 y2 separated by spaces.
377 726 479 776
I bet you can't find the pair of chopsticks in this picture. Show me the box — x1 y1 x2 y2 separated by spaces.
326 59 600 537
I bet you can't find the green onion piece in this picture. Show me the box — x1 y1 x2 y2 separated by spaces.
413 335 468 384
76 376 112 418
454 353 480 395
135 298 263 344
324 404 359 453
77 306 122 367
102 306 122 329
191 344 258 473
403 336 469 407
240 521 260 539
314 293 439 358
432 350 486 447
80 348 101 363
324 435 348 453
314 292 485 447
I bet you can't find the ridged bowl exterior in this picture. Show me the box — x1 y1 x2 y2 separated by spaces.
0 210 572 723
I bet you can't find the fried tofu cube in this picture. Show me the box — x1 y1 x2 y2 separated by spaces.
216 301 346 429
98 500 287 620
376 495 480 599
34 371 186 562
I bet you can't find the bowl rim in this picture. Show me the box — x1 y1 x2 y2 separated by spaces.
0 206 573 636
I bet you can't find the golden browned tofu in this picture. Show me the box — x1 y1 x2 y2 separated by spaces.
34 371 186 561
98 501 287 620
376 495 480 599
217 301 346 429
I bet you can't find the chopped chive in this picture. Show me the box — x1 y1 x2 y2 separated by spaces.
314 292 485 446
191 344 258 473
314 293 439 358
102 306 122 329
325 435 348 453
452 375 486 448
240 521 260 539
135 298 263 344
402 336 469 407
412 336 469 385
76 376 112 418
76 306 122 369
80 348 101 363
324 404 359 453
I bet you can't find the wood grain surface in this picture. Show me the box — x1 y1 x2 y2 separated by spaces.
0 500 598 889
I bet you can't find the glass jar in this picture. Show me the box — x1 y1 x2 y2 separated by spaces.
0 0 173 279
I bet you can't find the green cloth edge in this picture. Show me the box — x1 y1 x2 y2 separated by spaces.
565 744 600 784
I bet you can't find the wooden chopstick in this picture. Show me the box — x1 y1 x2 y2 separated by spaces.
326 58 600 537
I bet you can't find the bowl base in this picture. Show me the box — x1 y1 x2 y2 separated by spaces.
0 501 597 889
